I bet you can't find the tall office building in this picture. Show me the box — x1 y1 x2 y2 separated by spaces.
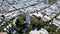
26 10 30 24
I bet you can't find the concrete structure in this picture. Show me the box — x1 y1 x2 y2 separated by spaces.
56 15 60 20
29 28 49 34
53 19 60 27
26 10 30 24
32 12 43 17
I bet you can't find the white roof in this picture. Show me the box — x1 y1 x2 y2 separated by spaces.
8 6 15 11
13 30 16 34
29 28 49 34
29 0 39 5
26 6 35 11
47 14 56 18
53 22 59 26
38 12 43 17
8 24 12 27
44 15 51 20
0 19 2 21
57 1 60 7
53 20 60 26
4 28 7 31
50 4 59 11
33 12 43 17
56 15 60 20
12 4 25 9
45 8 53 13
40 5 47 9
7 26 9 29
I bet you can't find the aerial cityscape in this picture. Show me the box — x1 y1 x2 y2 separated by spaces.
0 0 60 34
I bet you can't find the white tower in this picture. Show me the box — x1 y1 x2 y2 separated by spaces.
26 10 30 24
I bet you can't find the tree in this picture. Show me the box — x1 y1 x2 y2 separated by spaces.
55 30 60 34
45 26 56 32
30 16 38 26
46 0 57 5
26 25 32 30
19 13 26 21
22 30 26 34
38 20 45 27
16 16 25 27
7 20 13 24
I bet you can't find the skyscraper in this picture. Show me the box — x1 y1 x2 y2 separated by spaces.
26 10 30 24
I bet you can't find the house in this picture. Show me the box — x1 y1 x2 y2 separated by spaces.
8 24 12 27
4 28 7 31
32 12 43 17
49 4 59 11
41 17 48 22
56 0 60 7
56 15 60 20
44 15 51 20
53 19 60 27
48 14 56 18
41 15 51 22
13 30 16 34
26 6 35 12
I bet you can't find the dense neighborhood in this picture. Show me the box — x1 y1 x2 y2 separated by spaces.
0 0 60 34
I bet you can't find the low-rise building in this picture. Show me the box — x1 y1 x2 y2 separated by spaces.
56 15 60 20
41 17 48 22
32 12 43 17
29 28 49 34
53 19 60 27
41 15 51 22
0 32 7 34
44 15 51 20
